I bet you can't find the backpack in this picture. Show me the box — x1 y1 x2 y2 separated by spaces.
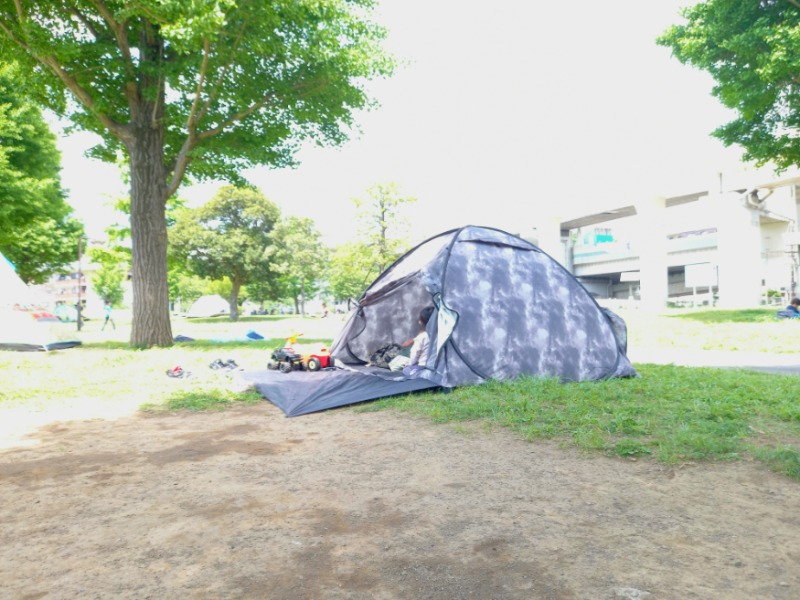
369 343 403 369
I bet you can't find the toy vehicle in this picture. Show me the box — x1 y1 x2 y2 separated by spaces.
267 333 334 373
302 347 333 371
267 346 304 373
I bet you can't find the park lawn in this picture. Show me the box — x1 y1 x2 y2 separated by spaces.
621 306 800 353
364 365 800 480
1 309 799 479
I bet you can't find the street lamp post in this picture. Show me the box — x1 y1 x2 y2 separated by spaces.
77 237 83 331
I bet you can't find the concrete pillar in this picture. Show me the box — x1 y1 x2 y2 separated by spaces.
635 196 668 310
713 192 764 308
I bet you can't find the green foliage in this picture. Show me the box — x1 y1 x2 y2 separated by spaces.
0 61 84 282
244 277 284 310
668 308 782 324
354 182 416 272
90 264 126 307
329 241 378 302
169 272 213 309
367 364 800 478
143 389 263 412
169 185 281 320
658 1 800 170
0 1 395 182
87 245 128 306
751 445 800 480
0 0 394 346
269 216 326 314
329 182 416 302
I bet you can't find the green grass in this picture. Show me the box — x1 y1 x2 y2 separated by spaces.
667 308 783 324
141 389 264 412
619 307 800 353
2 308 799 480
0 313 337 414
360 361 800 479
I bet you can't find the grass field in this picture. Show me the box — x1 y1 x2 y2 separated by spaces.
1 307 799 479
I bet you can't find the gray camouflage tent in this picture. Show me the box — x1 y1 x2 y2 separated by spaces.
248 225 637 416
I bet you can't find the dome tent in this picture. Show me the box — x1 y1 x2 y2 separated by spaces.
247 226 637 416
186 294 230 318
0 309 81 351
0 252 81 351
0 251 34 309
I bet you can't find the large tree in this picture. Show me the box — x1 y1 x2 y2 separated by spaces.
270 216 326 315
353 182 416 272
0 1 393 346
0 61 83 283
169 185 280 322
329 182 416 304
658 1 800 170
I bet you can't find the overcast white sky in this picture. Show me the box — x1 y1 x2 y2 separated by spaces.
55 0 784 246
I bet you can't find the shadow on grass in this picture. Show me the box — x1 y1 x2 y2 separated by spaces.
668 308 784 324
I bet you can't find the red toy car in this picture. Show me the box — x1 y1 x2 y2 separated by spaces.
267 333 334 373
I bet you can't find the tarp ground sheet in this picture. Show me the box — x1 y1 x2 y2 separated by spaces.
247 225 637 417
243 368 439 417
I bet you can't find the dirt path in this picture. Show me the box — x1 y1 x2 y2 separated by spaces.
1 403 799 599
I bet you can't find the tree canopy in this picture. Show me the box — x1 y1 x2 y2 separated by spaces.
87 245 127 307
0 61 83 283
329 182 416 303
169 185 281 321
658 1 800 170
270 216 326 315
353 182 416 273
0 0 394 345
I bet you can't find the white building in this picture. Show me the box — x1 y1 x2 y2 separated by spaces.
531 174 800 309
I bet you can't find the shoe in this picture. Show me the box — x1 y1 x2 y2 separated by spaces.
209 359 225 370
166 366 185 378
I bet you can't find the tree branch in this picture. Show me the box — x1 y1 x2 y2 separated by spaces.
165 134 197 198
194 76 328 143
196 92 276 141
41 55 131 141
67 7 108 42
787 0 800 8
187 38 211 131
196 19 249 124
0 17 130 140
86 0 138 104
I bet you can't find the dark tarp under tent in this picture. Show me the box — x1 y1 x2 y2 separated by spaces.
246 225 637 416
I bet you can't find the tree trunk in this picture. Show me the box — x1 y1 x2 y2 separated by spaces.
229 279 241 322
127 113 173 347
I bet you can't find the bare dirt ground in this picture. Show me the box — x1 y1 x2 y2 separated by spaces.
1 401 800 600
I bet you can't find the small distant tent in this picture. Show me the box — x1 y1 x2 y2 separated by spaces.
0 252 81 351
186 294 230 318
0 309 82 351
247 226 637 416
0 252 34 308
